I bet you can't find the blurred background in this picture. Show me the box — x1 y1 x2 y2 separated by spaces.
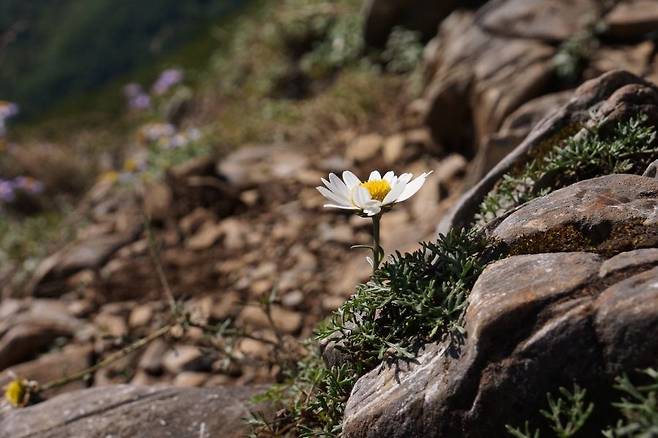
1 0 658 417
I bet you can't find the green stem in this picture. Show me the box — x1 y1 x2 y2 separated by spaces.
371 214 383 274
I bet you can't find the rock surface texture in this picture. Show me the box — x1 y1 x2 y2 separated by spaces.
0 385 264 438
342 248 658 437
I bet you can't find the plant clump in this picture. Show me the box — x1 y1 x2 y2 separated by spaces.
478 115 658 225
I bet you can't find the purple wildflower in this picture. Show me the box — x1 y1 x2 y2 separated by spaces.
0 180 16 203
152 68 184 96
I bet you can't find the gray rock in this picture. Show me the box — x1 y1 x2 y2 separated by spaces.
342 250 658 437
0 384 266 438
491 174 658 255
362 0 485 47
423 11 555 157
599 248 658 278
439 70 658 234
604 0 658 40
643 159 658 178
476 0 604 42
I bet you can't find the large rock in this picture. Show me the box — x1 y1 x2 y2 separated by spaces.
439 70 658 233
604 0 658 40
476 0 604 42
423 11 555 157
29 230 141 297
342 250 658 437
491 174 658 255
362 0 484 47
0 385 266 438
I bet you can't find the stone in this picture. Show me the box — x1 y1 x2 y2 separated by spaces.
423 11 555 157
345 134 383 163
0 385 267 438
29 229 141 297
604 0 658 39
343 249 658 437
585 42 654 81
383 134 405 165
599 248 658 278
239 306 303 335
186 221 224 250
142 181 173 222
0 345 92 399
138 339 169 375
477 0 603 42
94 313 128 338
491 175 658 255
172 372 209 387
644 159 658 178
163 346 211 374
362 0 484 46
439 70 658 233
129 305 154 328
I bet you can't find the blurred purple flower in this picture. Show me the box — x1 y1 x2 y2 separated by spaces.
152 68 184 96
129 94 151 110
123 83 143 98
14 176 44 194
0 102 19 120
0 180 16 202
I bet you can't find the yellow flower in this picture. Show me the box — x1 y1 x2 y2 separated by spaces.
4 378 27 407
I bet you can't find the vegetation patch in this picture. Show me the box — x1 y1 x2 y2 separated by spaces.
248 229 499 437
478 116 658 225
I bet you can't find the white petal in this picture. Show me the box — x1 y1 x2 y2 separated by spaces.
397 172 431 202
323 203 359 210
368 170 381 181
382 179 407 205
366 256 374 267
317 186 350 207
342 170 361 190
398 173 413 184
382 171 395 183
353 186 371 209
328 173 350 202
363 201 382 216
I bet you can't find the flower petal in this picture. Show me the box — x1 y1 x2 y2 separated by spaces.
353 186 371 209
323 203 359 210
317 186 350 207
382 179 407 205
382 171 395 183
363 201 382 216
368 170 382 181
328 173 350 202
342 170 361 190
397 172 432 202
398 173 413 184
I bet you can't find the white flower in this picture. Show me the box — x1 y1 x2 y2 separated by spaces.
317 170 432 216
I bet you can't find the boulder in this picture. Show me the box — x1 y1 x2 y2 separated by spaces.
362 0 485 47
342 250 658 437
491 174 658 255
423 11 555 157
604 0 658 40
476 0 603 42
0 385 266 438
439 70 658 233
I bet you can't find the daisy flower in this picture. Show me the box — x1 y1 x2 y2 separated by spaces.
317 169 432 273
317 170 432 217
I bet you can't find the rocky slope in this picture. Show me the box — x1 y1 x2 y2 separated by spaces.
2 0 658 437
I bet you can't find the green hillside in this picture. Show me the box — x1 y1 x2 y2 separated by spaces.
0 0 244 117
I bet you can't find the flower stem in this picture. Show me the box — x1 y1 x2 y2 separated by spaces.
371 214 384 274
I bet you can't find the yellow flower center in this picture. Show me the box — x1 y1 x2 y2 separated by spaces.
360 179 391 201
5 379 26 407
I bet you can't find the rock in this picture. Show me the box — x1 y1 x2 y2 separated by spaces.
585 42 654 81
138 339 169 375
439 70 658 233
142 181 173 222
362 0 484 46
383 134 405 165
604 0 658 39
94 313 128 338
476 0 603 42
469 91 572 183
239 306 303 335
0 345 92 398
599 248 658 278
128 304 154 328
163 346 212 374
173 372 209 387
343 250 658 437
186 221 224 250
217 144 309 189
423 11 555 157
0 384 267 438
491 175 658 255
29 229 141 297
345 134 383 163
0 301 83 370
644 159 658 178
